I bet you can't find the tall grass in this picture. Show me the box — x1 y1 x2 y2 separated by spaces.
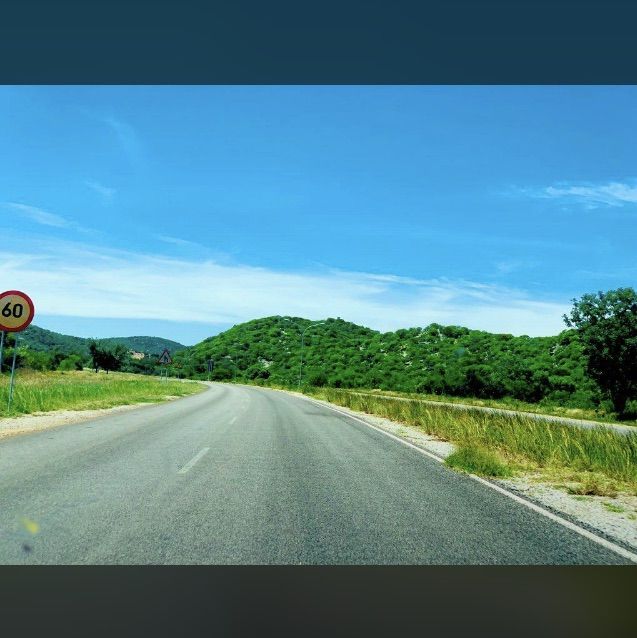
345 388 636 426
0 370 203 417
309 387 637 488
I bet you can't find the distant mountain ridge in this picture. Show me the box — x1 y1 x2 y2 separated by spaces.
19 325 186 356
101 335 186 355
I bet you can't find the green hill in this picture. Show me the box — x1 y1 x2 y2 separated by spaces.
17 325 185 357
173 316 597 408
100 336 186 355
18 325 92 356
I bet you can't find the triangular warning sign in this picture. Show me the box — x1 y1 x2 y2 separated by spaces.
158 348 172 364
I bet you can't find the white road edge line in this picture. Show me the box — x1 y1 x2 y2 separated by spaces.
178 447 210 474
302 396 637 564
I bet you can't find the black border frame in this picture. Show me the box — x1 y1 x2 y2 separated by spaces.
2 0 637 83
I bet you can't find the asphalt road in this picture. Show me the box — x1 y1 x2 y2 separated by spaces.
0 383 631 564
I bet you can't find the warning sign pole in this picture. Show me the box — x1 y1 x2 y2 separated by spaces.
1 290 35 411
7 334 19 411
0 330 5 373
157 349 172 382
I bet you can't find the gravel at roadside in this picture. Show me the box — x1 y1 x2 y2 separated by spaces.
0 399 180 440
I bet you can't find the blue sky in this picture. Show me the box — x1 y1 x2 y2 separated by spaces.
2 86 636 345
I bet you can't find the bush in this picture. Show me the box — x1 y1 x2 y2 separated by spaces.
445 446 513 478
308 371 328 387
58 355 84 371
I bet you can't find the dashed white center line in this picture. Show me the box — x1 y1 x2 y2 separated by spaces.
178 447 210 474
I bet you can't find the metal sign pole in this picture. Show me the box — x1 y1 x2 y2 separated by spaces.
7 333 19 411
0 330 4 373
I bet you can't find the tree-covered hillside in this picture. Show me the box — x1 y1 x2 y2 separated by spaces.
173 316 599 408
18 325 185 357
19 325 90 356
100 336 185 355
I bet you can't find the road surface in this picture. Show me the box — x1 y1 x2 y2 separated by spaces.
0 383 632 564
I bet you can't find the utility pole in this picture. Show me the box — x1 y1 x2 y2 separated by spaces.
298 321 326 388
280 317 345 388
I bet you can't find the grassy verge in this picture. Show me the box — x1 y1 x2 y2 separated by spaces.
306 387 637 495
0 370 204 417
349 388 637 427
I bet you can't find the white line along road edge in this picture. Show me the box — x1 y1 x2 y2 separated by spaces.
302 395 637 564
178 447 210 474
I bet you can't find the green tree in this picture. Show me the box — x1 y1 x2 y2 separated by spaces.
564 288 637 417
21 349 53 371
58 354 84 371
88 340 129 374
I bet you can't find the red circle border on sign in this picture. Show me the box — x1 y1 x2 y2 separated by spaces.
0 290 35 332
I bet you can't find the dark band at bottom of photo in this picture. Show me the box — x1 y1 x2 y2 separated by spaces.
1 566 634 637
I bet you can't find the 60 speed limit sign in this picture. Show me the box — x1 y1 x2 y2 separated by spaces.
0 290 35 332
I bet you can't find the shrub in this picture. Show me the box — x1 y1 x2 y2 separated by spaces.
445 446 513 477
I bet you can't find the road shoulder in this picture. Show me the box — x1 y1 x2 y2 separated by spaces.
0 385 207 441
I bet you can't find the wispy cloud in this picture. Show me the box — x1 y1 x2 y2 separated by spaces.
102 116 142 165
0 239 570 337
4 202 93 234
518 180 637 209
4 202 72 228
494 260 538 275
85 179 116 199
155 235 201 248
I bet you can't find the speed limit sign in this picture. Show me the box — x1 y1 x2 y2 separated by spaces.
0 290 35 332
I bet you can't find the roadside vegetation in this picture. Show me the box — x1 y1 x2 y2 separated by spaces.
445 446 513 478
306 387 637 495
337 388 637 426
0 370 203 418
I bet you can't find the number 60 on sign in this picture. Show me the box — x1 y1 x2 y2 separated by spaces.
0 290 35 332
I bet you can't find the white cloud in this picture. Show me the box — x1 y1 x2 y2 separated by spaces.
102 116 142 165
525 180 637 208
155 235 200 248
0 239 570 337
4 202 93 234
494 260 538 275
4 202 70 228
85 179 116 198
